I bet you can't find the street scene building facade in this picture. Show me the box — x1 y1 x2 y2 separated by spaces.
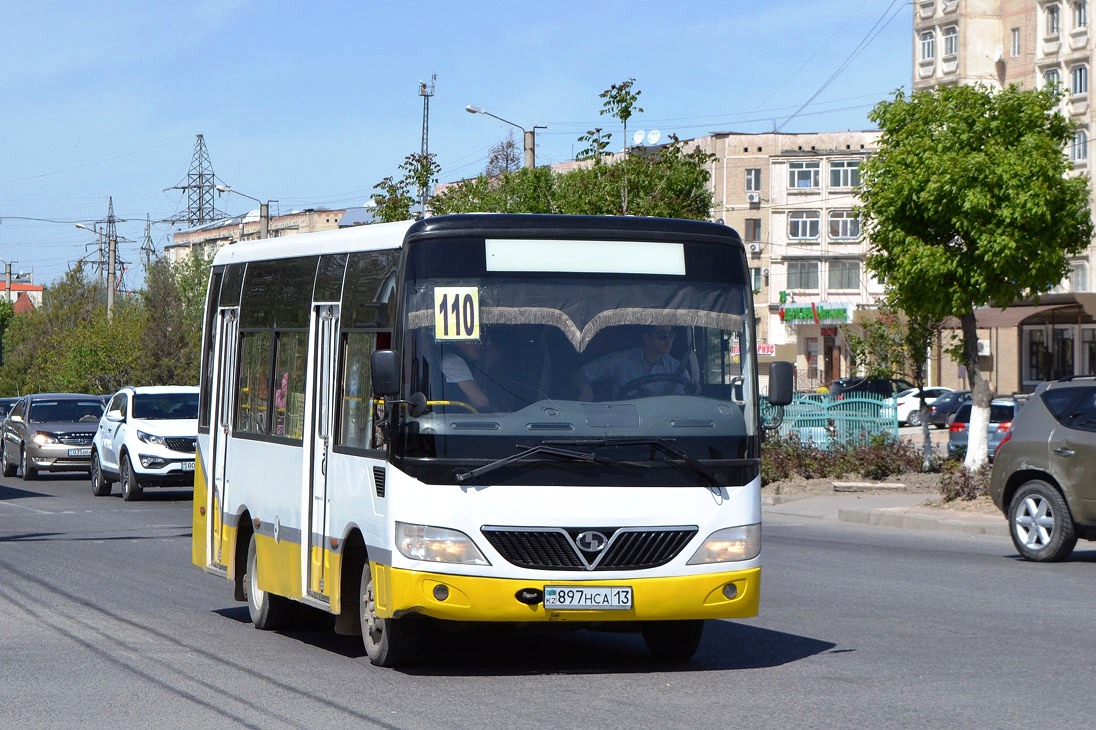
165 207 362 263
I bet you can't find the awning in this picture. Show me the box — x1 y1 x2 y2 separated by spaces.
974 303 1080 328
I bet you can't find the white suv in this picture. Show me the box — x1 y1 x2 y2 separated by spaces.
91 385 200 501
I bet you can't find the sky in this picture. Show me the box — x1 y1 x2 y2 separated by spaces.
0 0 912 288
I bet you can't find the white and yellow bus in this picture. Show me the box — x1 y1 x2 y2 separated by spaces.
192 214 792 666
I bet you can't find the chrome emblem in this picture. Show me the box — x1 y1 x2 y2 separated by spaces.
575 531 609 553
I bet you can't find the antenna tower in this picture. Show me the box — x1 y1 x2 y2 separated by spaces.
418 74 436 214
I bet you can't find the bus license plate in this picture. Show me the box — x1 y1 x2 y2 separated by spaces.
181 461 195 471
68 448 90 457
543 585 632 610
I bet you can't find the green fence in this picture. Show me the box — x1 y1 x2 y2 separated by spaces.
771 393 898 448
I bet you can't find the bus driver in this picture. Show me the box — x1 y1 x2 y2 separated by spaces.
576 325 698 400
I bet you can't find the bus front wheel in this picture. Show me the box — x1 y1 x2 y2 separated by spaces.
641 620 704 661
246 533 295 630
360 563 420 667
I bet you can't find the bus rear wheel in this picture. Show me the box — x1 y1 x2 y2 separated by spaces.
360 563 420 667
641 620 704 661
246 533 295 630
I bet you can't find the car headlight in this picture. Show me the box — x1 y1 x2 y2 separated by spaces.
32 431 60 445
687 523 761 564
137 430 167 447
395 522 489 565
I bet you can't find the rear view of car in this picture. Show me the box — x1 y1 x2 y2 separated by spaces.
991 377 1096 561
928 390 971 429
946 399 1019 462
91 385 199 501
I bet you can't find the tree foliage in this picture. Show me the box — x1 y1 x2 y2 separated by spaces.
372 151 441 222
859 83 1093 467
0 252 213 397
486 131 522 177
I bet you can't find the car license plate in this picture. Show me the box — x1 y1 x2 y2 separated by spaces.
68 448 90 457
543 585 633 610
181 461 195 472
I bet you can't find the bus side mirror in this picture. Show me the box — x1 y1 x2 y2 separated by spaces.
768 361 794 406
371 350 399 397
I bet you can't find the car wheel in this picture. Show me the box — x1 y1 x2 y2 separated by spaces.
120 455 143 502
20 447 37 481
246 532 295 630
907 410 922 427
1008 480 1077 562
360 561 420 667
1 445 15 477
90 452 112 497
642 620 705 661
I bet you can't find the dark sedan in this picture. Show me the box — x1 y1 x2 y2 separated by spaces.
928 390 972 429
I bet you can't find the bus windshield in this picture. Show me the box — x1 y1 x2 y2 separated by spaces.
392 235 760 487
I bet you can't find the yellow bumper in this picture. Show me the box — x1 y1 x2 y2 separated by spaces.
372 564 760 622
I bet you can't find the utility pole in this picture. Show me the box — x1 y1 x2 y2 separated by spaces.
105 197 117 320
419 74 436 216
140 214 155 268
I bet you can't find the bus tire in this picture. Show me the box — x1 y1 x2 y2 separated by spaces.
246 533 294 630
642 619 704 661
360 563 419 667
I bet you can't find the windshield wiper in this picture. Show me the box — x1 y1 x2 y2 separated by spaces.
544 437 723 488
454 444 602 484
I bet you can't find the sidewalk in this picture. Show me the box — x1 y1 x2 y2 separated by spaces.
763 491 1008 538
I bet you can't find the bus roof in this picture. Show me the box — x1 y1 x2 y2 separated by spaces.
210 218 416 267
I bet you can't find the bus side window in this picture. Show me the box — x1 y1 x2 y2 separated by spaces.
338 331 374 450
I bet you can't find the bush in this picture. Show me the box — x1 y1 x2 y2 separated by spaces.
761 434 924 485
938 461 991 501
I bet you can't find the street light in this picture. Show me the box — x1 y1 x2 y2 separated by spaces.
215 184 271 239
465 104 543 169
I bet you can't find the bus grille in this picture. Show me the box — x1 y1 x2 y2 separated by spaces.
481 526 697 571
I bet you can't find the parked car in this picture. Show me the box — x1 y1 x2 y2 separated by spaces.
91 385 199 501
828 376 914 400
946 399 1021 462
1 393 106 480
990 376 1096 561
895 386 954 426
928 390 972 429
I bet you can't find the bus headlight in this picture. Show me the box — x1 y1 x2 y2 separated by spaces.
687 523 761 564
395 522 490 565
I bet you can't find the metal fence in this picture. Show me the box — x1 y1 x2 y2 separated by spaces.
770 393 899 449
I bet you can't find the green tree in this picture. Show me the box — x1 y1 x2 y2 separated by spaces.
139 249 210 385
372 151 441 222
597 78 644 214
859 83 1093 468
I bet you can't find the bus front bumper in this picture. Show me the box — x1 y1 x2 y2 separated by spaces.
371 564 760 623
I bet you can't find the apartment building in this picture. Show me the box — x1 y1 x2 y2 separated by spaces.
913 0 1096 394
694 131 882 390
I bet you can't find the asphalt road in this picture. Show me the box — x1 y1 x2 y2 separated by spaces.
2 475 1094 729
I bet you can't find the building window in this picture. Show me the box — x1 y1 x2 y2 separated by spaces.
828 210 861 240
1025 328 1049 381
827 260 860 290
920 30 935 61
744 218 762 242
943 26 958 56
788 161 820 189
1083 328 1096 374
1045 67 1062 88
787 261 819 290
1049 4 1061 35
1011 27 1021 56
1073 64 1088 95
745 168 761 192
829 159 861 188
1071 130 1088 163
788 211 821 240
750 267 763 292
1071 261 1088 291
1078 1 1089 28
806 337 819 380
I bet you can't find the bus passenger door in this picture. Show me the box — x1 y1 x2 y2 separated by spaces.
307 304 338 600
210 308 239 570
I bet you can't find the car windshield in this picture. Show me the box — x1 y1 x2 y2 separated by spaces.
132 393 199 420
29 399 104 423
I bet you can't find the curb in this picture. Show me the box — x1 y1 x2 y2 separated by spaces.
836 507 1008 537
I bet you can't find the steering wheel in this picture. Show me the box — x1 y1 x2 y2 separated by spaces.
616 374 696 399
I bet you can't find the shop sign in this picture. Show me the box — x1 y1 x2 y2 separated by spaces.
779 302 849 325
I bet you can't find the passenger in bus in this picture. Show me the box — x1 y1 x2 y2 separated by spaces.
576 325 698 400
441 338 499 411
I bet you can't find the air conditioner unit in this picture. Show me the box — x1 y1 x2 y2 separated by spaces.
748 243 762 253
746 192 761 203
977 339 991 356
